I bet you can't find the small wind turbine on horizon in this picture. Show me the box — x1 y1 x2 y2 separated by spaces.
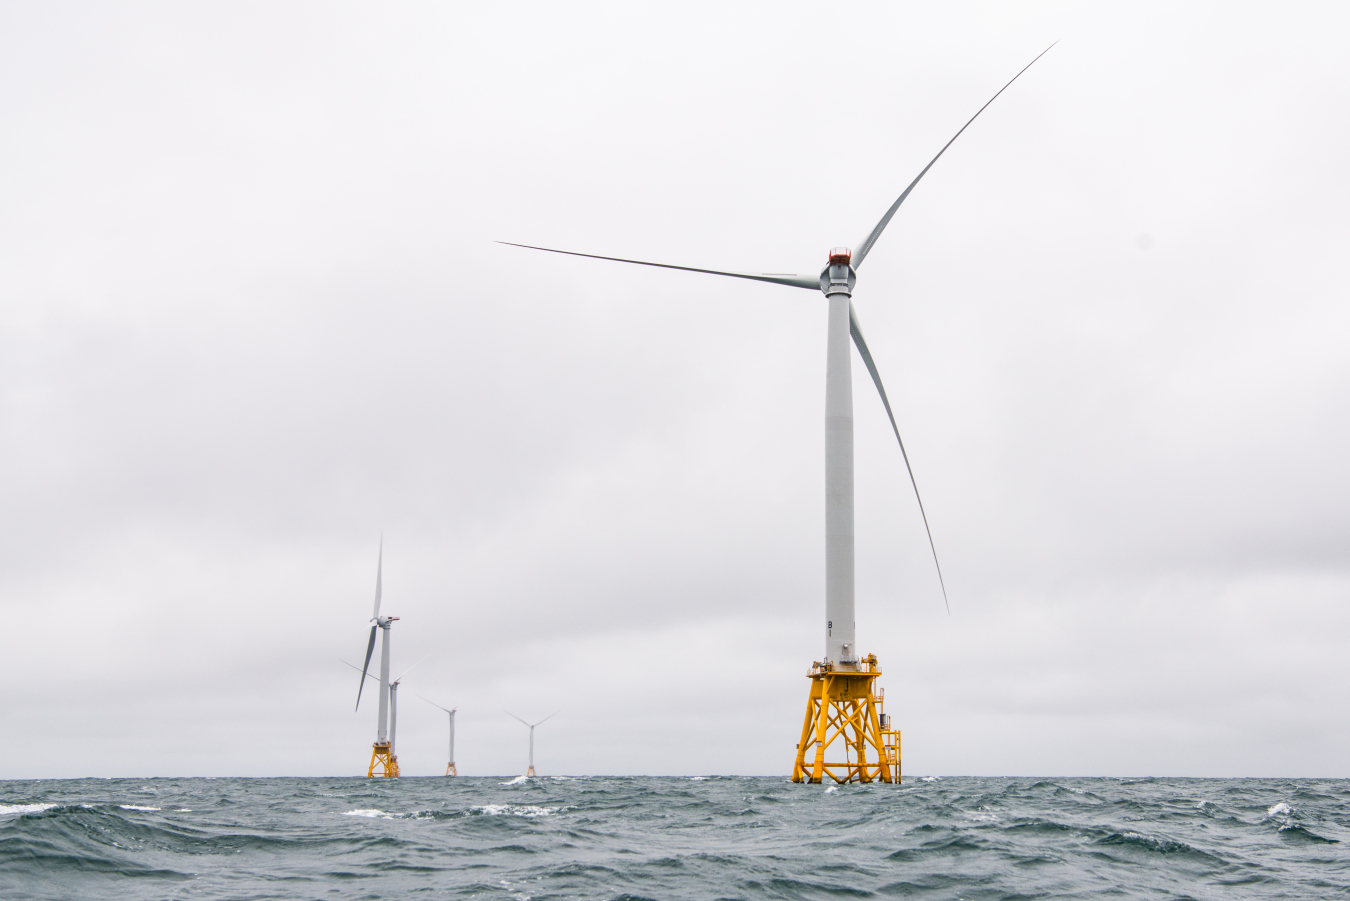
502 45 1055 784
355 538 400 777
507 711 558 778
422 697 458 776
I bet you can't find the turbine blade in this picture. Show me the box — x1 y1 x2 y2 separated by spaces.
853 43 1056 269
505 711 531 727
418 695 452 713
341 658 382 682
356 625 377 710
537 711 560 727
394 653 431 683
371 536 383 621
849 303 949 613
498 242 819 290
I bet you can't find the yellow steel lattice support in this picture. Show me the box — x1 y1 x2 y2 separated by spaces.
791 655 898 784
877 686 902 780
367 742 400 778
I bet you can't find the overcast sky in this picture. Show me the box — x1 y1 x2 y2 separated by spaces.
2 2 1347 779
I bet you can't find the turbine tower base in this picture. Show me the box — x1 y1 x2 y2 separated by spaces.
368 742 400 778
526 765 536 777
791 655 900 784
445 762 457 776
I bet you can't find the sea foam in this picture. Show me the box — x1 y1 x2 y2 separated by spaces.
0 803 56 816
472 805 556 818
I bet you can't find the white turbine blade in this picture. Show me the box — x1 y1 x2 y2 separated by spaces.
536 711 561 727
394 653 431 683
505 711 531 727
849 302 949 613
498 242 819 290
371 536 383 621
342 658 383 683
418 695 452 713
853 43 1056 269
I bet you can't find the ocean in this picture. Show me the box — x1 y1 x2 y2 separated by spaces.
1 776 1344 899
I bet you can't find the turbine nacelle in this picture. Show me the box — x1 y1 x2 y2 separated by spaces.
820 247 857 296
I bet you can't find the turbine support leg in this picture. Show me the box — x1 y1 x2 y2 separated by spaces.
791 656 898 784
446 762 457 777
811 675 831 782
368 741 399 778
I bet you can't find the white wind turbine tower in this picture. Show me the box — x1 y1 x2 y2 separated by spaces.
503 46 1053 784
507 712 558 778
422 697 458 776
355 538 400 777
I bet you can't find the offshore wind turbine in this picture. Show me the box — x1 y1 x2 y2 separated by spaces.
507 711 558 778
346 653 426 775
422 697 458 776
385 655 430 769
355 538 400 777
503 46 1053 784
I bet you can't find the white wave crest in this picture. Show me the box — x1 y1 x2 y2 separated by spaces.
0 803 56 816
824 786 839 794
690 776 709 781
1266 801 1293 818
922 776 941 782
342 808 397 818
499 775 529 785
473 805 556 817
119 805 161 811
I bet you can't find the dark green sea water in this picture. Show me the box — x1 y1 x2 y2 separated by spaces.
1 776 1345 899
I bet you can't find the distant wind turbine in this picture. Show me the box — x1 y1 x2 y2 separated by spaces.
354 538 400 777
501 45 1054 784
421 697 458 776
345 652 426 773
506 711 558 778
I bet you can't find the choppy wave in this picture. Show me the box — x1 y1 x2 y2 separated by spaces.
342 807 396 818
1265 801 1297 830
472 804 556 817
0 803 56 816
341 804 558 821
0 777 1344 899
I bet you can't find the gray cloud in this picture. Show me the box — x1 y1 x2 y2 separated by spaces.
2 2 1347 778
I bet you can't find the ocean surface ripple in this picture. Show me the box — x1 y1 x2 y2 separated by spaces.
1 776 1346 899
